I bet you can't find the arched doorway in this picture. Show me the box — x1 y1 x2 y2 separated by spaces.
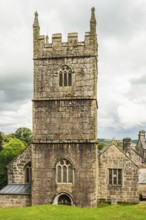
58 194 71 205
53 192 74 206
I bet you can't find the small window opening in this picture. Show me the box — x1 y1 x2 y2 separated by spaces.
59 72 63 86
109 169 122 186
25 162 32 184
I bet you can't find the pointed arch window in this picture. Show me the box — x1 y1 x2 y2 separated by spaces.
59 65 72 87
24 162 32 184
56 159 74 183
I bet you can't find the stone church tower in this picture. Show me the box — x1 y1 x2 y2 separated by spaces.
0 7 140 208
32 8 98 207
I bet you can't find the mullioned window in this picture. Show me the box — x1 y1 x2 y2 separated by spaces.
56 159 74 183
109 169 122 186
59 65 72 87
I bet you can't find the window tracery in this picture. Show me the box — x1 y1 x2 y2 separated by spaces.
59 65 72 87
56 159 73 183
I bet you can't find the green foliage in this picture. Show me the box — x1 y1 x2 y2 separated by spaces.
0 204 146 220
0 164 7 190
14 127 32 145
97 139 111 150
0 138 25 164
98 142 105 150
98 139 123 150
117 141 123 148
0 132 2 151
0 132 26 189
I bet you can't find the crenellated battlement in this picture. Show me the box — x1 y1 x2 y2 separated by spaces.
33 7 98 102
33 31 97 59
33 8 97 59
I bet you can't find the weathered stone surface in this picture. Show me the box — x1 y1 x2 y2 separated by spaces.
0 195 31 208
122 138 143 167
33 100 97 141
98 144 139 203
31 8 98 207
33 57 97 100
136 130 146 161
129 149 143 167
7 146 31 184
31 143 97 207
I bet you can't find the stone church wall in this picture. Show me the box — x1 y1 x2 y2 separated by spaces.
98 144 139 203
7 146 31 184
0 194 31 208
32 9 98 208
33 99 97 141
31 143 98 207
33 56 97 100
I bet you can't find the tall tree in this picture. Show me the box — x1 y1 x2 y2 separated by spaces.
14 127 32 145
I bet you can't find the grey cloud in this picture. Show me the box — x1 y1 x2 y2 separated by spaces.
96 0 146 39
99 126 145 140
0 0 146 139
0 71 32 110
130 75 146 85
126 75 146 100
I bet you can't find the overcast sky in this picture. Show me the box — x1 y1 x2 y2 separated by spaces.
0 0 146 140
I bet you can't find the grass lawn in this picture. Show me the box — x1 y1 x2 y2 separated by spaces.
0 203 146 220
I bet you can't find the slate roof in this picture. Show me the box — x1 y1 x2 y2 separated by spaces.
0 184 31 195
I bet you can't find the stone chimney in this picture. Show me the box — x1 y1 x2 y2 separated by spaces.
139 130 145 139
123 137 131 153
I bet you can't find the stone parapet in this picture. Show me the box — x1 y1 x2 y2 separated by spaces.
33 32 97 59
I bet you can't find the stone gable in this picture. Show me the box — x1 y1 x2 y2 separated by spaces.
7 145 31 184
129 148 143 167
98 144 139 203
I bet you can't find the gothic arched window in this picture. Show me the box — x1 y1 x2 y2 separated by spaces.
59 65 72 87
56 159 74 183
24 162 32 184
